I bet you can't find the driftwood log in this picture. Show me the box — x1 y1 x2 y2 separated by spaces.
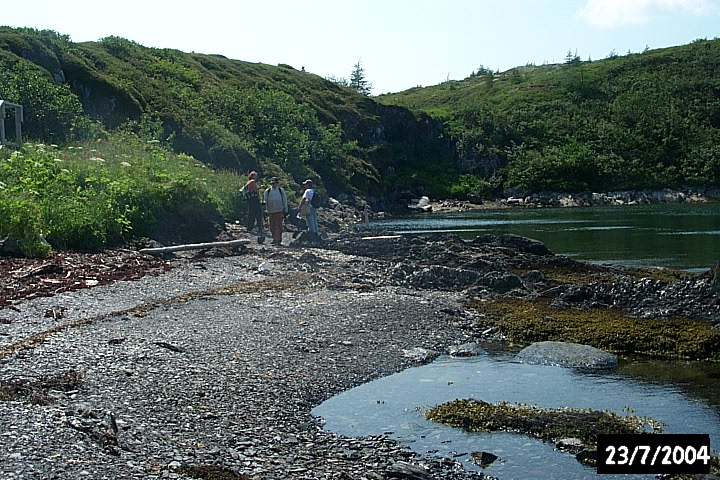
361 235 402 240
139 239 250 256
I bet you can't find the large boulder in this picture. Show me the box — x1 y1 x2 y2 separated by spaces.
515 341 618 369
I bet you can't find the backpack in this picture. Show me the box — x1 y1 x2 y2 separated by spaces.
239 183 250 200
310 190 322 208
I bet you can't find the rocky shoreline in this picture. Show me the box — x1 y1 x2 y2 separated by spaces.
1 225 719 479
391 187 720 214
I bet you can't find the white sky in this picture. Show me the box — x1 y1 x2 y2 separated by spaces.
3 0 720 94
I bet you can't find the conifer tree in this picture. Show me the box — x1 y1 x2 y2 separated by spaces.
350 60 372 96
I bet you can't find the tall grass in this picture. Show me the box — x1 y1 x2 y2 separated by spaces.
0 136 245 257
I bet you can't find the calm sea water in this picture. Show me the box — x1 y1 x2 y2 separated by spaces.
372 203 720 272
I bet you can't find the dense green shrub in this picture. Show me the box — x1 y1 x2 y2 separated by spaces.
0 60 86 143
448 174 496 199
0 140 244 256
380 39 720 194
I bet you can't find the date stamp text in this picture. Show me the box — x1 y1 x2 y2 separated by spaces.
597 434 711 474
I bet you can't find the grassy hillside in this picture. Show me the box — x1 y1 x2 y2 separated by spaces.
377 39 720 193
0 27 456 255
0 27 452 199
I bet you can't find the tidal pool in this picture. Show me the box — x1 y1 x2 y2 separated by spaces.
313 352 720 480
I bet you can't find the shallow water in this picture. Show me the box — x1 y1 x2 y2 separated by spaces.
372 203 720 272
313 353 720 480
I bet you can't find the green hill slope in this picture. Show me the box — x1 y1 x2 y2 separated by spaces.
2 27 719 256
0 27 450 200
377 39 720 193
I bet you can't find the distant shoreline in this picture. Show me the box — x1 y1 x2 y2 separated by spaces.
399 187 720 214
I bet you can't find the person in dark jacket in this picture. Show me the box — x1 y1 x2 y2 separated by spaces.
245 171 263 234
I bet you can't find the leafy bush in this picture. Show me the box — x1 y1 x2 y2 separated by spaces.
0 192 52 258
448 174 496 199
0 139 244 256
0 60 86 143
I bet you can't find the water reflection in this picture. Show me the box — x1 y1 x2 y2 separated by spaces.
372 203 720 271
313 354 720 480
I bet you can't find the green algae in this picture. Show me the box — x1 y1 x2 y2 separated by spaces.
511 263 691 286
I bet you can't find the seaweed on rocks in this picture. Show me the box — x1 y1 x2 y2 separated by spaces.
177 464 250 479
426 399 665 467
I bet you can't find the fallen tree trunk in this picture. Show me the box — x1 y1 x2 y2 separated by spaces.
139 239 250 256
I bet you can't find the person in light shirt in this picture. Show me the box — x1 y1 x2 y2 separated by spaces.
297 179 318 234
263 177 288 245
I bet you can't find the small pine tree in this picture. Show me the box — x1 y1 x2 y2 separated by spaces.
484 70 494 90
350 60 372 96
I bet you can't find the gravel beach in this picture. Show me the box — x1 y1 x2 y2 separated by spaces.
0 238 491 480
3 225 718 480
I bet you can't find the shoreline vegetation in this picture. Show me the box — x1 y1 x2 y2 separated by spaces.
4 141 719 260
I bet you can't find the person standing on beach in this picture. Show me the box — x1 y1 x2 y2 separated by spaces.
298 179 319 234
245 171 263 234
263 177 288 245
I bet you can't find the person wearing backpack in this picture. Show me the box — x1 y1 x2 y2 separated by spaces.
244 171 264 235
298 179 319 234
263 177 288 245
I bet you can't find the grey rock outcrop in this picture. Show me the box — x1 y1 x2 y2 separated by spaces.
515 341 618 369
